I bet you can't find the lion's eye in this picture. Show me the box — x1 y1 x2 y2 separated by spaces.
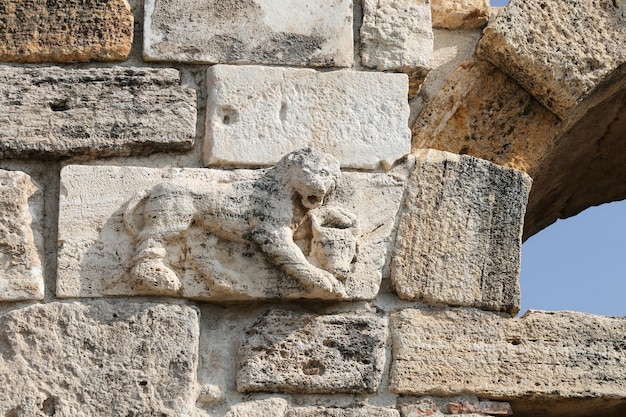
319 169 329 177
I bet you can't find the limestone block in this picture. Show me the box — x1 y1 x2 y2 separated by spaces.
237 310 387 394
412 59 562 173
0 0 133 63
477 0 626 118
144 0 353 67
0 66 196 159
287 406 400 416
0 301 199 416
205 65 410 170
225 398 289 417
430 0 489 29
58 149 406 301
447 401 512 415
391 149 531 315
360 0 433 76
0 169 43 301
390 308 626 399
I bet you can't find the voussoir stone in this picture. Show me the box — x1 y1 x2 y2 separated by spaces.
0 66 196 158
430 0 490 29
286 405 400 417
0 169 43 301
391 149 531 315
360 0 433 79
477 0 626 118
0 0 133 63
144 0 353 67
236 310 387 394
0 301 199 416
390 308 626 399
205 65 410 170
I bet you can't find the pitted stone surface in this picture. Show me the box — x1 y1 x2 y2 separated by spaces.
430 0 489 29
477 0 626 118
225 398 289 417
392 149 531 314
144 0 353 67
390 308 626 399
0 301 199 416
57 158 405 301
205 65 410 170
287 406 400 416
0 169 43 301
360 0 433 74
0 0 133 62
0 66 196 158
237 310 386 393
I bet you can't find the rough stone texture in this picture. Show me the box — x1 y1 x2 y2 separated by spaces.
430 0 490 29
236 310 386 393
360 0 433 74
225 398 289 417
392 149 531 315
447 401 512 415
57 155 405 301
412 59 562 173
0 301 199 416
0 66 196 159
205 65 410 170
287 406 400 417
0 0 133 63
390 308 626 399
144 0 353 67
0 169 44 301
477 0 626 118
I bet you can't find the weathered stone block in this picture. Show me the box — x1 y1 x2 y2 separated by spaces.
144 0 353 67
447 401 512 415
225 398 289 417
205 65 410 170
237 310 387 393
287 406 400 417
0 169 43 301
0 66 196 158
390 308 626 399
360 0 433 74
391 149 531 315
477 0 626 118
58 150 405 301
0 0 133 63
0 301 199 416
431 0 489 29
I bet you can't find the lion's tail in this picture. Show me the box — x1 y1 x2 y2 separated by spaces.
122 189 149 237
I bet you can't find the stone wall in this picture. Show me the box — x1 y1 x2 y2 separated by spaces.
0 0 625 416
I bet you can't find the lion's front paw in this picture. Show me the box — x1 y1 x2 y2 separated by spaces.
305 269 346 298
130 258 182 296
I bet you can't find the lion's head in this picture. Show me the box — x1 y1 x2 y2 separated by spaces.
277 148 341 210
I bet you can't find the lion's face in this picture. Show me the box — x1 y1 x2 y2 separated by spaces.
282 149 341 210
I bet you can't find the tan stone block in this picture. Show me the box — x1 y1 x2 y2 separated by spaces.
225 398 289 417
237 310 387 394
0 169 43 301
447 401 512 415
287 406 400 417
391 149 531 315
477 0 626 118
0 66 196 158
390 308 626 399
431 0 489 30
0 0 133 63
0 301 199 416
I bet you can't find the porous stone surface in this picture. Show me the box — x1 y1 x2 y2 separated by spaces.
392 149 531 315
225 398 289 417
57 152 405 301
360 0 433 74
477 0 626 118
430 0 489 29
144 0 353 67
412 59 562 173
0 0 133 62
287 405 400 416
0 301 199 416
205 65 410 170
236 310 387 393
0 66 196 158
390 308 626 399
447 401 512 415
0 169 43 301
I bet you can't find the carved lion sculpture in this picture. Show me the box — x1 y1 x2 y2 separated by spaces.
123 148 353 297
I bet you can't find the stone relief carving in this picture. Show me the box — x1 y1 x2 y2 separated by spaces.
57 149 406 301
